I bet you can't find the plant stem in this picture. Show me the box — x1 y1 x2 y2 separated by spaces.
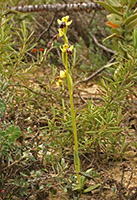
64 51 80 183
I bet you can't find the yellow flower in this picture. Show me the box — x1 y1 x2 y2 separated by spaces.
57 16 72 37
56 79 63 87
60 70 66 79
69 45 74 51
58 28 64 37
57 16 72 27
67 45 74 54
61 44 69 52
60 44 74 54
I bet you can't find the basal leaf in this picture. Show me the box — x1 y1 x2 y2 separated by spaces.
83 183 100 193
74 147 80 173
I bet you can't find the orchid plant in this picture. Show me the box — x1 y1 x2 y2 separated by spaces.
55 16 100 192
56 16 81 187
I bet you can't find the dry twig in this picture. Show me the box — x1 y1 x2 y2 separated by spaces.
36 14 56 42
90 34 116 54
83 56 116 82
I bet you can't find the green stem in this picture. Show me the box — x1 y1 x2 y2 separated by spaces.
64 51 80 183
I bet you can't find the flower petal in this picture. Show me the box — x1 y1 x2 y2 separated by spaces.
56 79 63 86
62 44 69 52
60 70 66 79
69 45 74 51
62 16 69 23
57 19 62 25
66 20 72 26
58 29 64 37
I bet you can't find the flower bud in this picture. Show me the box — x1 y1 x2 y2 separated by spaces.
47 41 53 49
60 70 66 79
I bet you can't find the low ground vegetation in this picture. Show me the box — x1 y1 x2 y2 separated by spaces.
0 0 137 199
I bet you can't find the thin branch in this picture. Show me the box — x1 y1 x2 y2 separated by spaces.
2 156 26 170
83 57 116 82
90 34 116 54
88 10 96 28
8 84 47 98
36 13 56 42
126 169 133 190
6 3 102 14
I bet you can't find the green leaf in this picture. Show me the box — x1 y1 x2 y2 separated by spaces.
126 18 137 30
103 33 117 42
0 130 6 137
106 0 121 7
40 39 46 45
105 62 119 69
127 0 137 10
72 183 82 191
112 40 126 55
67 73 73 92
0 100 6 116
107 14 122 25
72 176 86 191
74 147 80 173
133 29 137 48
96 1 122 16
21 20 27 39
6 126 21 143
121 0 128 5
83 183 100 193
80 176 87 187
124 14 137 25
80 172 93 179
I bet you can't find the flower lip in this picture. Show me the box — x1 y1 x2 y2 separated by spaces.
66 45 74 54
59 22 66 29
67 49 73 55
61 44 69 52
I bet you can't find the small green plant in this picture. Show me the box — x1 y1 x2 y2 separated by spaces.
97 0 137 55
0 13 35 80
0 99 22 194
0 8 43 198
79 0 137 159
0 124 22 158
